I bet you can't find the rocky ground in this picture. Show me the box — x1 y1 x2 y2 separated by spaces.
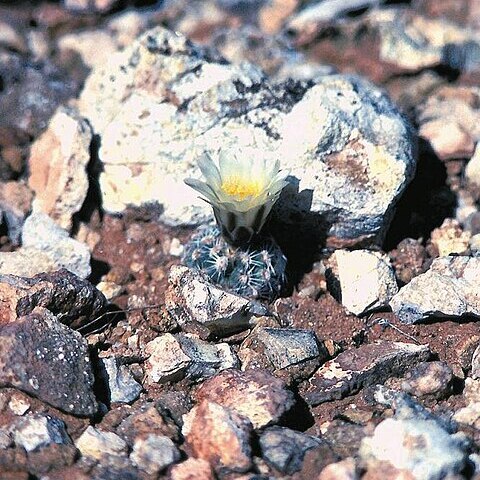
1 0 480 479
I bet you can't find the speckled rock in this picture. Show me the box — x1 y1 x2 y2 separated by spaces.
0 269 107 328
78 26 415 247
76 426 128 460
0 307 97 416
259 426 323 475
28 107 92 231
194 368 295 429
429 219 470 257
183 400 253 475
144 333 238 384
304 341 430 405
361 388 469 480
238 326 328 383
165 266 269 338
333 249 398 316
12 414 71 453
417 85 480 161
170 458 215 480
22 212 91 278
97 356 142 404
389 238 427 285
130 434 180 475
401 361 454 399
390 256 480 324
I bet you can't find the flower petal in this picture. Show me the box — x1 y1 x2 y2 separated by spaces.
198 153 221 188
184 178 221 204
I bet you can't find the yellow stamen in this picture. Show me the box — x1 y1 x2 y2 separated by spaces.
221 177 263 200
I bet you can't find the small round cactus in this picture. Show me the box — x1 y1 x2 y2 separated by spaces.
182 225 286 300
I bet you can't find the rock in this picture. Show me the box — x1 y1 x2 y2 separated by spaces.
417 85 480 161
472 344 480 379
466 143 480 187
304 341 430 405
28 107 92 230
332 250 398 316
144 333 238 384
13 414 71 453
361 389 468 480
0 51 76 138
0 248 58 278
0 307 98 416
0 181 33 245
76 426 128 460
390 256 480 324
0 268 107 328
429 219 470 257
259 426 322 475
96 281 123 301
165 266 269 338
78 27 415 247
318 458 359 480
8 393 30 416
63 0 120 13
401 361 454 399
453 378 480 429
97 357 142 404
22 212 91 278
130 434 180 475
170 458 215 480
183 400 253 475
238 326 328 383
389 238 427 285
194 368 294 430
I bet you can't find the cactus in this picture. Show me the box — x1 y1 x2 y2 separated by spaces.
182 225 287 300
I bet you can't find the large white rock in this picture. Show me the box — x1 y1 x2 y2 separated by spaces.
334 249 398 316
78 27 415 247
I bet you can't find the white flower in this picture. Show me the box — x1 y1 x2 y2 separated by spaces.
185 150 289 245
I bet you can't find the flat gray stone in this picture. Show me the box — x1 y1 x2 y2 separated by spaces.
98 357 143 404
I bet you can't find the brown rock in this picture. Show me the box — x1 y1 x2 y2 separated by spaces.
401 361 453 398
389 238 427 285
0 269 107 329
194 369 295 430
317 458 359 480
28 107 92 230
170 458 215 480
183 400 253 475
259 0 299 34
0 307 98 416
0 181 33 244
303 341 431 405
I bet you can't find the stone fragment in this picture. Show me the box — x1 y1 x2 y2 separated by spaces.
390 256 480 324
13 414 71 453
183 400 253 475
97 357 142 404
318 458 359 480
0 248 58 278
78 27 415 246
0 51 76 138
389 238 427 285
471 344 480 379
238 326 328 383
76 426 128 461
0 307 98 416
429 219 470 257
130 434 180 475
8 393 30 416
304 341 430 405
0 269 106 328
0 181 33 245
417 85 480 161
453 378 480 429
333 250 398 316
145 333 238 384
466 143 480 187
170 458 215 480
401 361 454 399
195 369 294 430
22 212 91 278
361 389 468 480
165 266 269 337
28 108 92 230
259 426 322 475
63 0 120 13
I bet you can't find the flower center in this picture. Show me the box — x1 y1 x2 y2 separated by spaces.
221 177 263 200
